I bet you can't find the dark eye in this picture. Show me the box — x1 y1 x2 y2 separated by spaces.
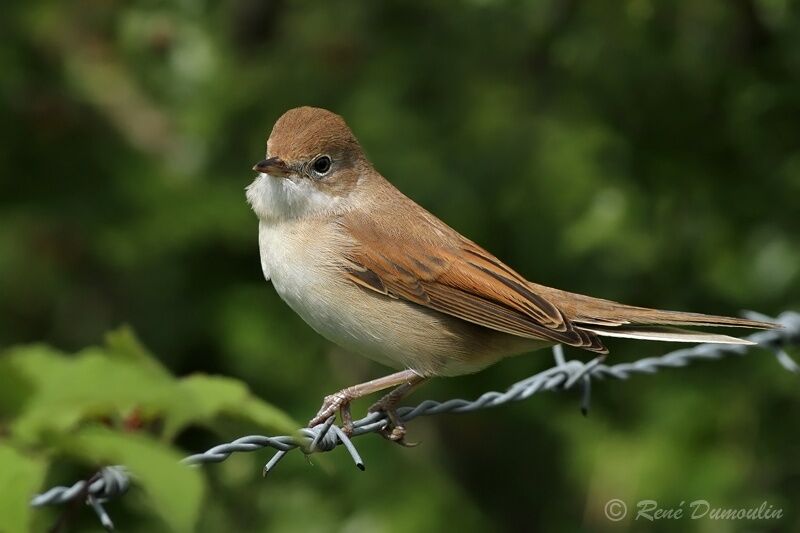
312 155 332 175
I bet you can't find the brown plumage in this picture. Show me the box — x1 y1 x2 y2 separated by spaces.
248 106 777 434
336 176 774 356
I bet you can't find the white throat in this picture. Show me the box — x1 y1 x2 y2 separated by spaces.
246 173 339 222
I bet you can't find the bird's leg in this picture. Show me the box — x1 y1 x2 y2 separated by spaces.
308 369 422 436
368 374 427 445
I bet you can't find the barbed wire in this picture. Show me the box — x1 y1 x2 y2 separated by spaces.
30 311 800 530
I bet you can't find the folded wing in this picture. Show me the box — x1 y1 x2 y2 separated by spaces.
339 215 608 354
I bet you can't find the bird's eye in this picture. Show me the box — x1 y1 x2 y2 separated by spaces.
311 155 332 176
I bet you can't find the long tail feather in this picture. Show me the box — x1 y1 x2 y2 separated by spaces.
581 324 756 345
529 283 778 347
584 305 777 330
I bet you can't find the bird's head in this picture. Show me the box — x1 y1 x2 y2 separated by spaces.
247 107 370 222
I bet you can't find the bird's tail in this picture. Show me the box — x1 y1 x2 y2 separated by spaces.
532 284 778 346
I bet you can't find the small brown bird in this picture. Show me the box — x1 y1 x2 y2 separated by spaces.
247 106 775 441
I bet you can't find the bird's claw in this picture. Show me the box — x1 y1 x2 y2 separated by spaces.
379 424 419 447
368 399 418 447
308 392 354 436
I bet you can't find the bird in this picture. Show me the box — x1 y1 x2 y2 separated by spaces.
246 106 776 442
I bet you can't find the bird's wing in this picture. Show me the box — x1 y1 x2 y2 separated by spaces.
338 212 608 354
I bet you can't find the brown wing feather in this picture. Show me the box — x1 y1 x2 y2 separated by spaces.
338 211 608 354
530 284 777 330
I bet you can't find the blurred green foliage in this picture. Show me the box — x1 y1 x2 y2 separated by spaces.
0 330 295 531
1 0 799 531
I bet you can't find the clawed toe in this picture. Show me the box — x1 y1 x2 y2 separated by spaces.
368 400 418 447
381 423 419 447
308 392 353 435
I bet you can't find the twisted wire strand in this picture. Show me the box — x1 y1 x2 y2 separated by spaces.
30 311 800 530
30 466 130 530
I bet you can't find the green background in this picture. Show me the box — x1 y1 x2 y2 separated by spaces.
1 0 799 531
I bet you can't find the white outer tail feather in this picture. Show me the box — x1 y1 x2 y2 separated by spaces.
582 325 756 345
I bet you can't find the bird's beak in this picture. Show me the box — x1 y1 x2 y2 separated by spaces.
252 157 291 177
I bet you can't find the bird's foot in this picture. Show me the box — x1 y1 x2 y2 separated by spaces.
308 390 354 436
368 395 418 447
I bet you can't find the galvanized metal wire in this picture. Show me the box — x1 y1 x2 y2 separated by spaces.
30 465 130 530
30 311 800 530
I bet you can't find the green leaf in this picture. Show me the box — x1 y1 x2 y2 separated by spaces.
0 443 47 533
8 346 174 442
164 374 297 439
104 326 171 379
65 426 204 532
0 354 36 422
5 340 295 446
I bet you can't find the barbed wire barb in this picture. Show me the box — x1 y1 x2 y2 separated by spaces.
29 311 800 530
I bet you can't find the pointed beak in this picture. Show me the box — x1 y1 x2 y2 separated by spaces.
252 157 291 177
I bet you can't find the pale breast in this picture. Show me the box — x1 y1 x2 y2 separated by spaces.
257 219 545 376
